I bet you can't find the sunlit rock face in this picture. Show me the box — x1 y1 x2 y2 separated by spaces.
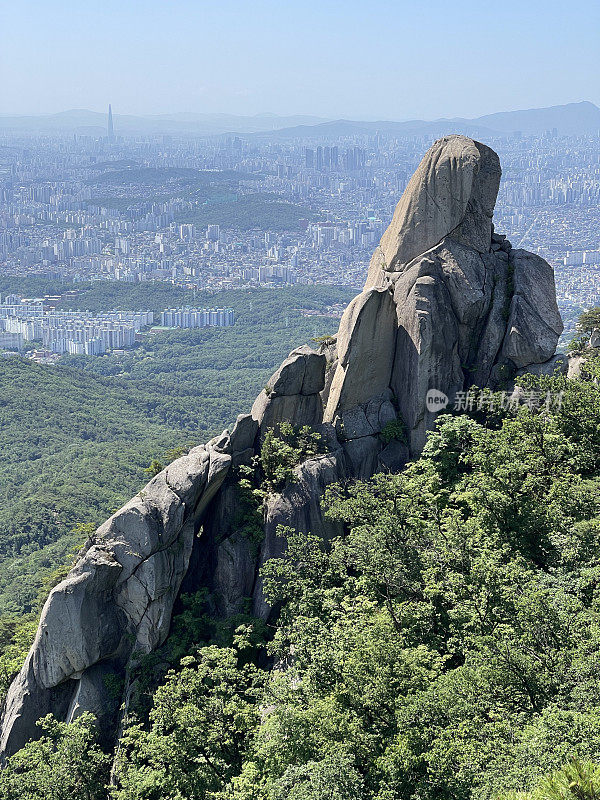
365 135 502 289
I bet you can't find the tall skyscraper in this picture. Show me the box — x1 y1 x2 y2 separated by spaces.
108 104 115 143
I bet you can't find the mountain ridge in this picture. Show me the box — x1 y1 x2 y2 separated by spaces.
254 101 600 139
0 110 329 136
1 102 597 137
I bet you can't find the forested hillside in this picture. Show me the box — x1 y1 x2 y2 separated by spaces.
0 284 354 616
0 358 183 614
3 364 600 799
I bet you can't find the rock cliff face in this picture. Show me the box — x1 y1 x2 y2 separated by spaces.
0 136 563 759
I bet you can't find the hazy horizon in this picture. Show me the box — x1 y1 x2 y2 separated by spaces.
2 0 599 119
0 100 598 123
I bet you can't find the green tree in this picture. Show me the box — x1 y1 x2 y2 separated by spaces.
258 422 323 495
576 307 600 334
143 459 164 478
245 383 600 800
112 645 267 800
270 751 364 800
0 614 38 705
0 713 109 800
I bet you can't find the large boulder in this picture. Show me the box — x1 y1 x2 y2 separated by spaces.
359 137 561 452
252 346 326 437
333 392 397 441
501 249 564 368
262 345 326 398
0 444 231 759
33 549 124 689
324 288 397 422
229 414 259 454
251 392 323 435
391 252 464 454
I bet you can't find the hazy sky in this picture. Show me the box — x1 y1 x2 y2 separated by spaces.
2 0 599 119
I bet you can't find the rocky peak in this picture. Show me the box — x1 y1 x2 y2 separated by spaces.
327 135 562 452
0 136 564 760
365 135 501 288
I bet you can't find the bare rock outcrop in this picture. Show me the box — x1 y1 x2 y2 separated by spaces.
0 441 231 757
0 135 564 760
366 136 501 288
324 288 397 419
251 345 326 436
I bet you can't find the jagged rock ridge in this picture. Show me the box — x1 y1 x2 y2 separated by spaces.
0 135 563 758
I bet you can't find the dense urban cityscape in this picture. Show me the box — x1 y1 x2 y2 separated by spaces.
1 109 599 353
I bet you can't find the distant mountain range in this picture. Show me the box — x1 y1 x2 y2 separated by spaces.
0 110 329 136
255 102 600 140
0 101 598 138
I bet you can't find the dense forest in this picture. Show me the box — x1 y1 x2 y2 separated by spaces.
3 359 600 798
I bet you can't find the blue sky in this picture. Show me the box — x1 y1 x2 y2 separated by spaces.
2 0 598 119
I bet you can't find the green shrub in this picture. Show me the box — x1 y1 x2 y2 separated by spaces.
497 759 600 800
379 417 407 444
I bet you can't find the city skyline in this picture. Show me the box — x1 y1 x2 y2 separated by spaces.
1 117 598 348
1 100 598 141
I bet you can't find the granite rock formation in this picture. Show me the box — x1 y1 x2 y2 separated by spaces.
0 135 563 759
340 135 563 452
